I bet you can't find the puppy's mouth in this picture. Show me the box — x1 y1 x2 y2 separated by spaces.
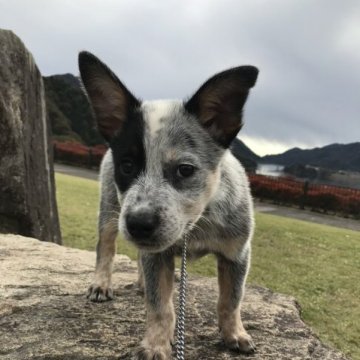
133 239 158 249
124 233 170 253
132 240 171 253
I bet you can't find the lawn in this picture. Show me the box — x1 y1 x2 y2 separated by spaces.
56 173 360 359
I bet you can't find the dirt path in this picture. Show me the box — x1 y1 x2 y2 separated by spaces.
255 200 360 232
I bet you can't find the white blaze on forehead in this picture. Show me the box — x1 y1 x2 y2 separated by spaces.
141 99 182 136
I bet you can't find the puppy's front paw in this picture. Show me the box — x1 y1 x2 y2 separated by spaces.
87 284 114 302
222 331 256 354
133 345 171 360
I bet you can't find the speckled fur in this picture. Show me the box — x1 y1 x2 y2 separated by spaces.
79 51 258 359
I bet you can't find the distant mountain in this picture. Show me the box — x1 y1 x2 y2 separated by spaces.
262 143 360 172
44 74 104 146
230 138 260 171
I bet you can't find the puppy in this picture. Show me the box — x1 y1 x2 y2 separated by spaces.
79 51 258 359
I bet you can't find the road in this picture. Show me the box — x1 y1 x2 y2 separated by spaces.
55 163 99 181
55 164 360 232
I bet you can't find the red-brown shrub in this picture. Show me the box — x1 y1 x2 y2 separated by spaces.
248 174 360 217
53 141 107 168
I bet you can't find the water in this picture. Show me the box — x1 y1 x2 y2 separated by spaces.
256 163 284 177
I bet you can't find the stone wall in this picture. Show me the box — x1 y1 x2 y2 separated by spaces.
0 234 348 359
0 30 61 243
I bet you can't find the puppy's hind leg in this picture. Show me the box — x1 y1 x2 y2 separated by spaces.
88 173 120 302
217 247 255 354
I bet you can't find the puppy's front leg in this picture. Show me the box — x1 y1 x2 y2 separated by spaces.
135 252 175 360
217 248 255 354
88 221 118 302
88 180 119 302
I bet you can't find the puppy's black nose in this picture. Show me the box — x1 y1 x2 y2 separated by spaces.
126 211 159 239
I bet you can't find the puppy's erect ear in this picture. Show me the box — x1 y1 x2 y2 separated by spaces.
78 51 140 141
185 66 258 147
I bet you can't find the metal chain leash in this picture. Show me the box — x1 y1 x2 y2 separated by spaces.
174 236 188 360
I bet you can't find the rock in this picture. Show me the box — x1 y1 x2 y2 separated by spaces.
0 30 61 243
0 234 347 360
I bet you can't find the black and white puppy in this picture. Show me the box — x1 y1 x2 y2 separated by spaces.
79 51 258 359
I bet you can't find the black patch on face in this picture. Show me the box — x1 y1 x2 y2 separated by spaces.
110 109 145 193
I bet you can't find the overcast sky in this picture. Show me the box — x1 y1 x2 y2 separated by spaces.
1 0 359 156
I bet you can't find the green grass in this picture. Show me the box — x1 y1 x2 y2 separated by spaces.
56 173 360 359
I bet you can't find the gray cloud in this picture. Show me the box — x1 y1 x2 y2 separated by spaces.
1 0 359 155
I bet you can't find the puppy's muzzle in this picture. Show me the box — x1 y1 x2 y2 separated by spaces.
125 210 160 241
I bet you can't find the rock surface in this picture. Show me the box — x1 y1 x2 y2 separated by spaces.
0 234 347 360
0 30 61 244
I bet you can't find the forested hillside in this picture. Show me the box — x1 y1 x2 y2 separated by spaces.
262 143 360 172
44 74 103 145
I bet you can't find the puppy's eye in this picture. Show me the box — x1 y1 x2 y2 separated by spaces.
177 164 195 178
120 159 134 175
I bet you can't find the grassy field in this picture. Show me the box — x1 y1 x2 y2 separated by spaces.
56 173 360 359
